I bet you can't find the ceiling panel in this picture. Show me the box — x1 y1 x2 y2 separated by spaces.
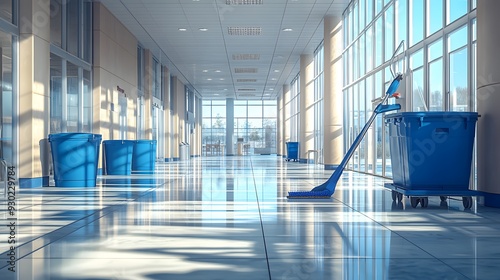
100 0 350 100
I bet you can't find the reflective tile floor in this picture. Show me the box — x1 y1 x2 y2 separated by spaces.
1 155 500 279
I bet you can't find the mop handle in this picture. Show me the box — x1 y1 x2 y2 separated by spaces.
334 75 403 174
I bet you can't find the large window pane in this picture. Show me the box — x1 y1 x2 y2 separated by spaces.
83 70 91 132
395 0 407 46
449 47 468 111
83 1 92 62
448 25 467 52
0 31 14 163
428 59 443 111
410 0 424 45
50 54 63 133
0 0 13 23
375 17 383 66
385 5 394 61
66 62 79 132
66 0 80 57
366 0 373 24
51 0 63 47
427 39 443 111
427 0 443 35
447 0 467 24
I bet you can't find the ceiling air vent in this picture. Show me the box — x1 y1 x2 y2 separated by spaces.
232 54 261 60
234 68 258 73
238 94 256 97
237 79 257 83
226 0 263 5
228 27 262 36
237 88 256 91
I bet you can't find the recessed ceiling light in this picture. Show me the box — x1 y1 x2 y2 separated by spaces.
273 69 280 72
224 89 228 90
207 78 212 81
199 28 208 31
178 28 187 31
214 93 219 96
264 93 270 96
282 28 293 32
202 70 208 72
220 78 224 80
271 78 277 80
215 70 221 73
269 88 274 90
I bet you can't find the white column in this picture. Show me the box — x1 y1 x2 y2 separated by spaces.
299 54 314 163
226 98 235 155
323 16 344 170
477 0 500 207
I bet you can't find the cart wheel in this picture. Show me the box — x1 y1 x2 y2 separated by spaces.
462 197 473 209
420 197 429 208
391 191 397 201
397 193 403 202
410 197 420 208
440 196 447 202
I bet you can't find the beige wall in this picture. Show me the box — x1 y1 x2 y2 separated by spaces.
19 0 51 180
93 3 138 141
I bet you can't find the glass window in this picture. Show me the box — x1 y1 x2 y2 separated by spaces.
66 62 79 132
448 25 467 52
396 0 407 47
51 0 63 48
366 26 373 72
248 105 262 118
82 1 92 62
410 49 425 111
263 105 277 118
375 0 383 16
50 54 63 133
428 38 443 61
366 0 373 25
427 0 443 35
66 0 80 57
375 17 383 66
0 0 13 23
428 39 443 111
0 31 15 163
359 0 365 30
428 59 443 111
83 70 92 131
449 47 468 111
353 3 359 38
410 0 424 46
447 0 467 24
385 5 394 61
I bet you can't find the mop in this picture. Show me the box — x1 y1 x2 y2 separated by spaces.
287 74 403 199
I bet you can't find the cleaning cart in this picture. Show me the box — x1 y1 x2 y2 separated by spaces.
384 112 481 209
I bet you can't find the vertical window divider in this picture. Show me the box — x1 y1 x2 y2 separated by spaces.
61 59 67 132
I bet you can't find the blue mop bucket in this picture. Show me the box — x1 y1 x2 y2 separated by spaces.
48 133 102 187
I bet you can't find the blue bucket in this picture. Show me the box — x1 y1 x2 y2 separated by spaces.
103 140 134 175
132 140 157 173
48 133 102 187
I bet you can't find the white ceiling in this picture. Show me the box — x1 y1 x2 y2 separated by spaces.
99 0 350 100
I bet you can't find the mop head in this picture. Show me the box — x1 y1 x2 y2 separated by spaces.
287 189 332 199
